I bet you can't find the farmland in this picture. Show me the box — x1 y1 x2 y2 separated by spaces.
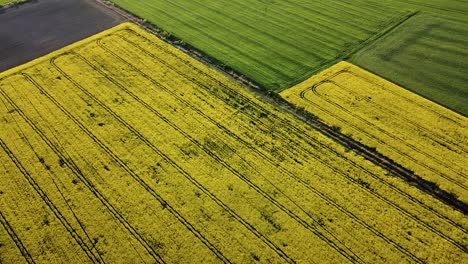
378 0 468 21
350 1 468 115
109 0 411 91
0 0 13 6
281 61 468 205
1 23 467 263
0 0 126 72
351 14 468 116
106 0 468 116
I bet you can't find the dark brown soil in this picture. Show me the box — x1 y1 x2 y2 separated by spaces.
0 0 126 72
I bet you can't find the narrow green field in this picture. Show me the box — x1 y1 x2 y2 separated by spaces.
110 0 408 90
0 0 14 6
381 0 468 21
351 14 468 116
0 0 27 6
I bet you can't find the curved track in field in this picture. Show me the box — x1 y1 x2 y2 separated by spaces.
295 68 468 214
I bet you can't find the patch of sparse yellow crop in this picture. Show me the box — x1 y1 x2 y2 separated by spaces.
1 23 467 263
282 61 468 203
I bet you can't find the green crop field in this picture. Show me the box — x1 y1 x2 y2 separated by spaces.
351 15 468 116
0 0 26 6
0 0 14 6
109 0 410 90
351 12 468 116
380 0 468 21
110 0 467 115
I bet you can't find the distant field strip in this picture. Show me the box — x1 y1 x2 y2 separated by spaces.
382 0 468 20
282 62 468 204
1 23 467 263
352 14 468 116
109 0 409 90
0 0 15 6
0 0 126 73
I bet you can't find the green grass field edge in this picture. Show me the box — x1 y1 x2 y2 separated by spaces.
353 63 468 118
278 11 418 93
101 0 270 91
103 1 417 94
349 13 468 117
0 0 29 8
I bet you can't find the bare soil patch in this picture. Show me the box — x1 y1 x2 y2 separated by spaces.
0 0 126 72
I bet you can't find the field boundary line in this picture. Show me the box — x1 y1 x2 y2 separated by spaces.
285 11 419 90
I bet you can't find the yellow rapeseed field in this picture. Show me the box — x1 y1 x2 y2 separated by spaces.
1 23 466 263
281 61 468 205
